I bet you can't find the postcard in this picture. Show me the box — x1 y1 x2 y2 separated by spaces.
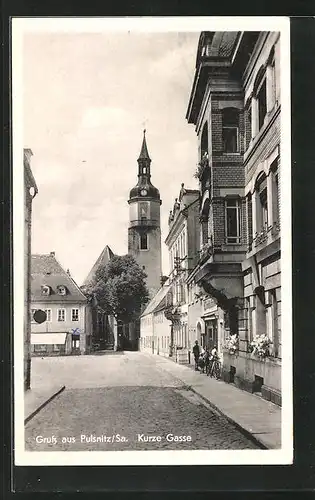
13 16 292 466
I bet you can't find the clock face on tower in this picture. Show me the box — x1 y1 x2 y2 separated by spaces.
140 189 148 197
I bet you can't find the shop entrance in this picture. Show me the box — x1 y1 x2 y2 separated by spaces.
71 334 80 355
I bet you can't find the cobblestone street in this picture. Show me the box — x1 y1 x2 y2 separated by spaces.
25 352 259 451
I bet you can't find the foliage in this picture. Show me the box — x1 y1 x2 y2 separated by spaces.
83 254 149 323
224 334 239 355
249 334 271 358
193 157 209 180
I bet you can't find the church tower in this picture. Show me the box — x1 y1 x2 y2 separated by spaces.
128 130 162 298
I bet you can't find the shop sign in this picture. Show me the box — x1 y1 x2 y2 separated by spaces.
204 297 216 311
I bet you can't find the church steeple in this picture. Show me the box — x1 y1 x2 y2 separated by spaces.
128 129 162 300
138 129 151 161
129 130 161 203
137 129 151 179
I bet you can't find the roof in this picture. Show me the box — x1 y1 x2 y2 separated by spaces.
141 281 172 317
82 245 114 286
138 129 151 161
31 253 87 303
187 31 240 125
196 31 239 67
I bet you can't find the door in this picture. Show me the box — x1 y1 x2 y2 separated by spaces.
71 335 80 354
206 320 218 350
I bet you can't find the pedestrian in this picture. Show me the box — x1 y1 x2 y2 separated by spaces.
211 345 218 359
192 340 200 371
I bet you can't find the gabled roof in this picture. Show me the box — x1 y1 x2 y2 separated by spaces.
31 253 87 303
141 281 171 317
82 245 114 286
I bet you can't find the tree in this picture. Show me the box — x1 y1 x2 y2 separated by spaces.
83 254 149 323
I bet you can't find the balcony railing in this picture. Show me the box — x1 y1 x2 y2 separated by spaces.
129 219 159 227
198 241 213 265
249 220 281 252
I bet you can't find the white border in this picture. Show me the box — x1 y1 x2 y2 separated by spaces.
13 16 292 466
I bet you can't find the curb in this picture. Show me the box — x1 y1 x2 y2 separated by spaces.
186 384 268 450
156 357 270 450
24 385 66 425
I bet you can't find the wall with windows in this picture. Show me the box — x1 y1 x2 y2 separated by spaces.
153 310 172 357
30 303 92 354
222 32 281 404
139 313 154 352
140 309 172 356
128 224 162 298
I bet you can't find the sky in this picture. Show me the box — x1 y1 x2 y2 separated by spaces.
23 30 200 285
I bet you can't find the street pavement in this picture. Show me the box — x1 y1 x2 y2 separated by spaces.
25 351 259 451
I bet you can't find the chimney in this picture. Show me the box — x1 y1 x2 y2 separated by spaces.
67 269 71 276
50 251 55 256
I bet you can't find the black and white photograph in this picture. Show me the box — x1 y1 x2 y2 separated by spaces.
14 17 292 466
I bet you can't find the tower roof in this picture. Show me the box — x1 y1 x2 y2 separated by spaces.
129 130 161 203
138 129 151 161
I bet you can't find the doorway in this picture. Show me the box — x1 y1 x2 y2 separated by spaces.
205 320 218 350
71 335 80 355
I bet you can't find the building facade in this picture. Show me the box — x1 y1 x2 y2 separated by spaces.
139 280 172 357
30 252 92 356
165 184 200 363
186 31 281 404
24 149 38 390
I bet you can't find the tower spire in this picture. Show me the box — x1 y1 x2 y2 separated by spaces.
138 129 151 161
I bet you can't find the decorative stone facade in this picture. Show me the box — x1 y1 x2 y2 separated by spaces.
186 31 281 404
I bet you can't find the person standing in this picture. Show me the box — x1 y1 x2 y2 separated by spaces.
192 340 200 371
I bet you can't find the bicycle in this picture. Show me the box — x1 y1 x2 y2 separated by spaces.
208 357 221 379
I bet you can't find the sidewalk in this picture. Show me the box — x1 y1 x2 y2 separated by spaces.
24 385 65 424
149 353 281 449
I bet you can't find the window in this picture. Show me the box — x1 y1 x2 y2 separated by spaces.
245 297 253 343
247 193 253 249
142 167 147 174
139 202 149 221
45 309 52 322
140 233 148 250
57 309 66 322
271 158 280 225
57 285 67 296
41 285 50 296
225 199 241 244
271 60 276 106
245 102 252 150
259 187 268 230
222 108 239 153
72 308 79 322
200 122 208 160
257 79 267 130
